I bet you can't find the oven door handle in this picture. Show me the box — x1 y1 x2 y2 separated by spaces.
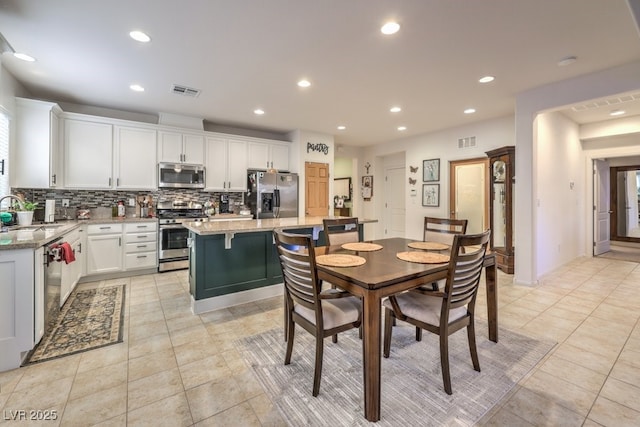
159 224 187 229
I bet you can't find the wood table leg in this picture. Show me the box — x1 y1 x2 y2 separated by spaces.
485 262 498 342
361 291 382 422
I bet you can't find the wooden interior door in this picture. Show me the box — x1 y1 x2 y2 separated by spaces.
305 162 329 217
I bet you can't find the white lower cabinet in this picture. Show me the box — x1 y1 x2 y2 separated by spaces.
86 224 124 275
124 222 158 270
60 227 85 306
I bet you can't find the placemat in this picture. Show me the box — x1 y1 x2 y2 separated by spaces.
341 242 383 252
316 254 366 267
408 241 450 251
397 251 450 264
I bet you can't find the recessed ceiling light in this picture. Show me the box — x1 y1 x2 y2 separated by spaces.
478 76 494 83
254 109 265 115
390 106 402 113
297 79 311 88
337 125 346 130
130 84 145 92
397 126 407 131
381 21 400 35
13 52 35 62
610 109 625 116
464 108 476 114
129 30 151 43
557 56 577 67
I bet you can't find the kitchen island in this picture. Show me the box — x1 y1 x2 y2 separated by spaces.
183 216 377 314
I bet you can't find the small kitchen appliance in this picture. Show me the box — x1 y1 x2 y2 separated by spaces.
158 163 205 189
219 194 230 214
246 170 299 219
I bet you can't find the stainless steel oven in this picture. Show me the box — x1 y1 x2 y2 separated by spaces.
157 201 206 272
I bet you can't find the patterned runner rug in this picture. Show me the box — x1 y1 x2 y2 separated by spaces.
24 284 125 365
237 319 555 426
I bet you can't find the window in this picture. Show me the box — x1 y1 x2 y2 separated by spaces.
0 108 9 199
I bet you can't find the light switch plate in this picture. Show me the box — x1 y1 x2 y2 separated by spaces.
128 198 136 207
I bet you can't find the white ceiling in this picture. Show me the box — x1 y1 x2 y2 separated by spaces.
1 0 639 147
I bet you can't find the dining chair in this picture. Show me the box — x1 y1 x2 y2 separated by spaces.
323 217 360 246
383 229 491 395
273 229 362 397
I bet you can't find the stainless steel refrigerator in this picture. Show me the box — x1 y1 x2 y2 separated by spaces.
246 170 299 218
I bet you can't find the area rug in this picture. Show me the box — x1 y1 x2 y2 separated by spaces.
236 320 555 426
24 284 125 365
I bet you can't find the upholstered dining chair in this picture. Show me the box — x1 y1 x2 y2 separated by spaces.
323 217 360 247
383 230 491 395
273 229 362 397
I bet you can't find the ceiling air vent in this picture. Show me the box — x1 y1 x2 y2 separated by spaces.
571 92 640 112
458 136 476 149
170 84 201 98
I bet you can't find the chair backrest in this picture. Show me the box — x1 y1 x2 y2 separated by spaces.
323 217 359 246
443 230 490 311
424 217 468 246
273 230 322 313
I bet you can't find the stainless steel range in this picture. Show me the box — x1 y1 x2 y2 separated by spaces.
157 200 206 272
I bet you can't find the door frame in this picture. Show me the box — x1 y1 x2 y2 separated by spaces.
610 165 640 243
448 157 489 229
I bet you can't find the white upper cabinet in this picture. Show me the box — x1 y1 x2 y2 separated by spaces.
115 126 157 189
158 130 204 164
64 118 113 189
205 136 247 191
13 98 62 188
247 140 290 171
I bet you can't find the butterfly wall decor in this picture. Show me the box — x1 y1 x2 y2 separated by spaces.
408 177 417 185
409 165 418 173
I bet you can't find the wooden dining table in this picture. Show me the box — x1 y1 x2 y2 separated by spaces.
315 237 498 422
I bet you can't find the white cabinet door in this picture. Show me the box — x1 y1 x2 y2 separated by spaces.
158 131 183 163
270 142 290 171
14 98 62 188
205 137 227 190
60 237 84 306
0 248 35 371
64 119 113 188
227 138 247 190
183 133 204 164
247 141 270 170
115 126 157 189
86 234 123 274
33 247 45 345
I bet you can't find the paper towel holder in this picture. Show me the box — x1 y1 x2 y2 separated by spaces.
44 199 56 223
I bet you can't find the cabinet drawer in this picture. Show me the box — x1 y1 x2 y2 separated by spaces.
125 241 156 253
125 251 157 270
87 224 123 235
125 222 158 233
124 232 156 244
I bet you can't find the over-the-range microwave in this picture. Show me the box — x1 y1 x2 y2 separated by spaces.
158 163 205 189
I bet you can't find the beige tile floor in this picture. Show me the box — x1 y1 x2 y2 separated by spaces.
1 253 639 426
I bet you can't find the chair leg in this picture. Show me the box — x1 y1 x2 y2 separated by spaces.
312 334 324 396
332 334 338 343
440 333 452 395
383 308 393 358
283 294 288 342
415 326 422 341
284 317 295 365
467 317 481 372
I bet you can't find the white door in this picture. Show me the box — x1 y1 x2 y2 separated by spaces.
384 167 405 238
454 162 486 234
593 159 610 255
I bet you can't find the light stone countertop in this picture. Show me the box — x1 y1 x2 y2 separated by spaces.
0 217 158 250
183 216 377 236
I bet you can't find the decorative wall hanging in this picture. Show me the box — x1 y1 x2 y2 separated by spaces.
409 165 418 173
422 183 440 207
365 162 371 174
408 177 417 185
423 159 440 182
362 175 373 200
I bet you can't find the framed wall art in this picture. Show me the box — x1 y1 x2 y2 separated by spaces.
423 159 440 182
362 175 373 199
422 183 440 207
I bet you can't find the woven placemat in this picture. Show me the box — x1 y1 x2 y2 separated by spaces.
316 254 366 267
408 241 450 251
341 242 383 252
397 251 450 264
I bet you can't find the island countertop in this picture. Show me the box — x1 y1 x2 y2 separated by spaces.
183 216 377 235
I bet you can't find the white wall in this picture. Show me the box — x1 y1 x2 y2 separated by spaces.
535 111 584 276
361 115 514 240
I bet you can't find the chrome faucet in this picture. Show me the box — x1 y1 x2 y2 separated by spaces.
0 195 25 211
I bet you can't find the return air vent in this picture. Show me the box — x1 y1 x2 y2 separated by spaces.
170 84 201 98
571 92 640 112
458 136 476 149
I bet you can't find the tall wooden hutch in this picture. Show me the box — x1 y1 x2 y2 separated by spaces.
486 146 515 273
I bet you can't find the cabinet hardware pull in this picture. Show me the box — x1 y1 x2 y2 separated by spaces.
0 159 4 176
137 235 147 238
108 177 112 186
52 173 56 184
118 237 122 246
78 243 82 253
137 225 147 228
99 226 110 230
137 255 147 259
117 178 120 186
137 245 146 248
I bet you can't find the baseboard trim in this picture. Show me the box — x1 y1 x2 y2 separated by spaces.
191 283 283 314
